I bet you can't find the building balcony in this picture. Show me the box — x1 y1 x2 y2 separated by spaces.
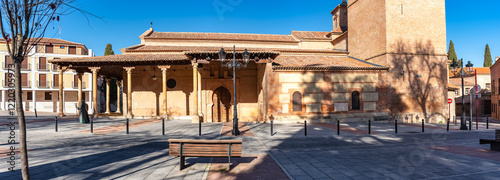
38 81 50 88
38 65 49 71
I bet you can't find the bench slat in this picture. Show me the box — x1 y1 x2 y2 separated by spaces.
168 139 242 144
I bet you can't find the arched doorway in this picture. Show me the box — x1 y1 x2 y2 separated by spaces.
212 86 232 122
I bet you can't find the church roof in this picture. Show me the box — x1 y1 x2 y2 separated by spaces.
123 45 348 54
291 31 332 40
144 31 299 43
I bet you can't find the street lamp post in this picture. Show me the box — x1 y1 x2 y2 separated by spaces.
451 60 474 130
218 45 250 136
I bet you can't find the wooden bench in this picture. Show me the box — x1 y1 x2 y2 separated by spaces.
168 139 242 170
479 130 500 151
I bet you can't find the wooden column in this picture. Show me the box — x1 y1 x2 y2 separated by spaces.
116 80 122 114
89 67 100 115
124 67 135 118
77 72 84 115
57 67 66 117
192 62 198 118
159 66 170 116
105 77 111 114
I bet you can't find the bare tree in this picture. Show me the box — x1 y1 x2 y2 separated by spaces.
0 1 95 179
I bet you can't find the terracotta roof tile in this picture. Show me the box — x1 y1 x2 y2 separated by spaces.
0 37 84 46
273 55 388 70
449 78 475 86
291 31 332 40
125 45 348 54
473 67 490 74
449 67 490 78
145 32 298 43
48 54 187 64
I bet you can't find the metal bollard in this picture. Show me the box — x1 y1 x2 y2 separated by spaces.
271 120 274 136
337 120 340 135
454 116 457 125
469 118 472 131
90 116 94 133
395 119 398 134
35 109 38 118
199 118 202 136
55 116 58 132
447 118 450 132
487 117 489 129
304 120 307 136
126 118 129 134
162 118 165 136
422 119 424 133
368 120 371 134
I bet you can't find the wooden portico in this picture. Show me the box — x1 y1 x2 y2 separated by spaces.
48 51 278 121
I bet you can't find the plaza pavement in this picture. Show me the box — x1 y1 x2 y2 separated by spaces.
1 111 500 179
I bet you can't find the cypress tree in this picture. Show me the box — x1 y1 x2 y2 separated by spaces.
484 44 492 67
105 43 114 56
448 41 458 69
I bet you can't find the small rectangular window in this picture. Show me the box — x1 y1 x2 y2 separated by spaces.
45 92 52 100
60 45 65 49
27 92 32 100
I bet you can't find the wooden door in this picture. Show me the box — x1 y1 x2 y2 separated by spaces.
212 87 231 122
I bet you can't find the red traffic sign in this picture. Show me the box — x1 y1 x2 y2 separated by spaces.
448 98 453 104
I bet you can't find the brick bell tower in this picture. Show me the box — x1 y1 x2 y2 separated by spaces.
345 0 448 123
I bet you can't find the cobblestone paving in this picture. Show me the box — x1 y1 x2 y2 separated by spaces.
1 112 500 180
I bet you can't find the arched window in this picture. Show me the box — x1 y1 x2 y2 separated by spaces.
352 91 360 110
292 91 302 112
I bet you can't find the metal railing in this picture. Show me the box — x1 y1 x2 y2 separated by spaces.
38 64 49 71
22 80 31 88
38 80 49 88
21 63 30 70
72 81 87 89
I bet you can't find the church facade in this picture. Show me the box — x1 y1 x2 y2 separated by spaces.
50 0 448 123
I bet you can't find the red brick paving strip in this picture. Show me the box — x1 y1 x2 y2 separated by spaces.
220 123 254 136
78 118 160 135
429 145 500 162
208 154 289 180
313 123 378 135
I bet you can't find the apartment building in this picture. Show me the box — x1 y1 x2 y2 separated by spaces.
0 38 93 115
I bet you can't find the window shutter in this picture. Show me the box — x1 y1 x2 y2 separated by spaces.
39 74 47 87
39 57 47 70
46 45 53 53
69 46 76 54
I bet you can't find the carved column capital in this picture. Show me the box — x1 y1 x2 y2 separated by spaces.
158 65 171 73
124 67 135 74
191 60 198 69
89 67 101 74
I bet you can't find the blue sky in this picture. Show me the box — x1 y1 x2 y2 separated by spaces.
49 0 500 67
